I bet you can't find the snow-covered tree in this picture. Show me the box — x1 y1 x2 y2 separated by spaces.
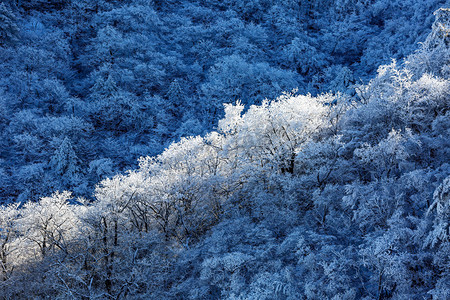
17 191 78 258
50 137 80 183
0 3 19 45
0 203 19 281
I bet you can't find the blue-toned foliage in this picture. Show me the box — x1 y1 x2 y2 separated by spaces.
0 2 449 299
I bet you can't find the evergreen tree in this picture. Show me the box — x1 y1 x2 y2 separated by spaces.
50 137 80 183
166 79 185 119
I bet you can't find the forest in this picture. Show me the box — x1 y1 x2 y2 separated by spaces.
0 0 449 299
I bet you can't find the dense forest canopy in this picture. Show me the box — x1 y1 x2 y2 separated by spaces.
0 0 449 299
0 0 448 203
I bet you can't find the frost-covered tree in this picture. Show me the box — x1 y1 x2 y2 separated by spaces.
166 78 185 119
50 137 80 183
0 203 19 281
282 36 328 76
18 191 78 258
0 3 19 45
407 7 450 77
426 176 450 249
201 55 298 120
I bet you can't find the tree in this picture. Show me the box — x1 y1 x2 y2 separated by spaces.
87 71 144 132
282 36 328 76
201 55 297 120
218 92 331 175
406 7 450 77
166 79 185 118
0 3 19 46
50 137 80 184
18 191 77 258
0 203 19 281
423 8 450 50
354 129 418 180
426 176 450 249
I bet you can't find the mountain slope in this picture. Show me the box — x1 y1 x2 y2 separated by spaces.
0 7 449 299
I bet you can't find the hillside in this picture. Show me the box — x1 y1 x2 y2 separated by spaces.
0 0 448 203
0 1 450 299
